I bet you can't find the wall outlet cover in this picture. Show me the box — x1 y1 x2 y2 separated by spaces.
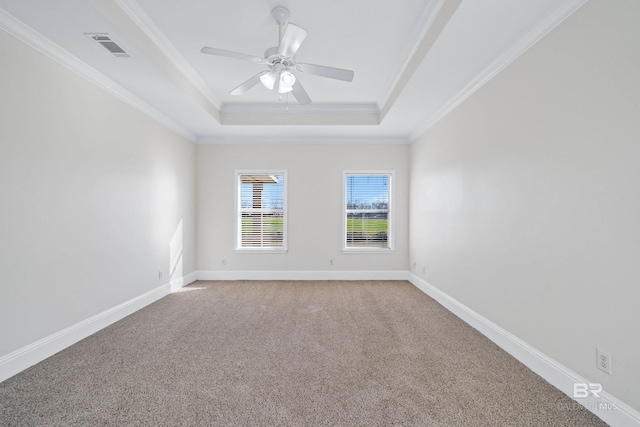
596 348 612 375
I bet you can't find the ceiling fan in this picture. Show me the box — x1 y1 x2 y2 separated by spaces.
201 6 354 105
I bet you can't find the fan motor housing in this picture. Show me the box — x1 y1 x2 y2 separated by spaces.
264 46 293 68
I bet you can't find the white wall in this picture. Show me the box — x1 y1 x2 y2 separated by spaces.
409 0 640 412
0 29 196 357
3 0 638 415
197 143 409 273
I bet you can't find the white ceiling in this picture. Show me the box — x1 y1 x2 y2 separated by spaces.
0 0 588 143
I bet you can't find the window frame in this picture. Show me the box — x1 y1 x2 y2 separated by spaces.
235 169 288 253
342 170 395 253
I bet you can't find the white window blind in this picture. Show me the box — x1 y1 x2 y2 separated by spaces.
237 172 286 250
344 172 392 250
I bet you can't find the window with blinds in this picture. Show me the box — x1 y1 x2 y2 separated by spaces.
236 171 287 251
344 172 393 251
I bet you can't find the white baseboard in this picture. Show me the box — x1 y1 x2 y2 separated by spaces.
196 270 409 281
3 270 637 426
0 278 184 384
408 273 640 427
170 271 198 292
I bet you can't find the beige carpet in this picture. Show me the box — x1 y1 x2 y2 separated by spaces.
0 280 606 426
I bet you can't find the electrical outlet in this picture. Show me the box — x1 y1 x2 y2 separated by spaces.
158 271 162 280
596 348 612 375
422 266 426 274
221 258 226 266
329 259 334 266
413 262 416 269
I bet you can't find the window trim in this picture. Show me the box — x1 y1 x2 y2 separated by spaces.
235 169 288 253
342 170 395 253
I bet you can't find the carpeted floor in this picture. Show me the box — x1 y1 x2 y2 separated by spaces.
0 280 606 426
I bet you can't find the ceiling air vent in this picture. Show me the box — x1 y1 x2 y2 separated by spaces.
85 33 130 58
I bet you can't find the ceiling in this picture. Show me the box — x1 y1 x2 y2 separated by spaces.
0 0 588 144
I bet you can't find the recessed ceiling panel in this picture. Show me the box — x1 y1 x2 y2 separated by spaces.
0 0 589 142
134 0 435 107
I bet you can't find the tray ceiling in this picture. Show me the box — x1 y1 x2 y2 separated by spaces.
0 0 588 143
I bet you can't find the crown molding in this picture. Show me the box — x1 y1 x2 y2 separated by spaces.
375 0 445 110
379 0 462 121
113 0 222 111
0 7 197 142
217 103 381 126
221 102 379 115
409 0 590 142
87 0 221 123
220 111 380 126
196 135 409 145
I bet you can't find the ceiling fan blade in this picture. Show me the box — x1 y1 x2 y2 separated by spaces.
296 63 354 82
201 47 265 64
230 71 268 95
291 80 311 105
278 23 307 58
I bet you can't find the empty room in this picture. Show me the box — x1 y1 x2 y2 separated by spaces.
1 0 638 425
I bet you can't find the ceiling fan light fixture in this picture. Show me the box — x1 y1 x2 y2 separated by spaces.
201 6 354 104
260 71 277 90
278 71 296 93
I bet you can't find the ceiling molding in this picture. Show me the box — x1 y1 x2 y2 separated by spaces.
409 0 590 142
113 0 222 111
0 7 197 142
221 103 379 115
219 112 380 126
379 0 463 121
2 1 591 143
87 0 221 123
375 0 443 109
98 0 378 126
197 136 409 145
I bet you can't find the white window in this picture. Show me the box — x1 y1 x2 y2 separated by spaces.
236 171 287 252
343 171 394 252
